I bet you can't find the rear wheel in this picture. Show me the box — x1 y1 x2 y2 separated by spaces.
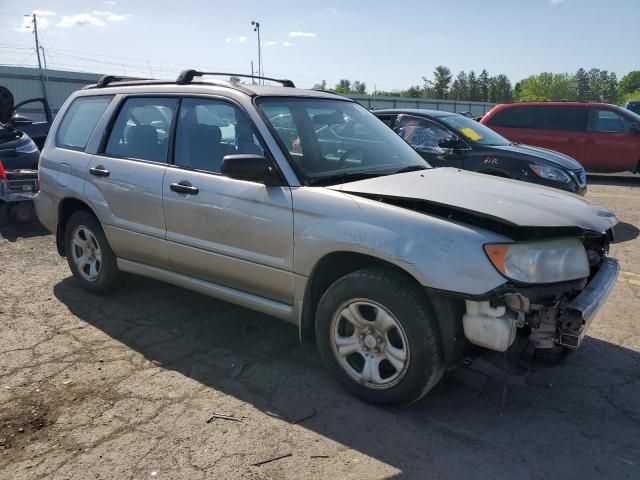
315 268 444 405
64 210 118 293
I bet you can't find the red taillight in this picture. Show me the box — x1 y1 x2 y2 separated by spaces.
0 159 7 180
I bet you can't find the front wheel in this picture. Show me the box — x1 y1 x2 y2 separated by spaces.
315 268 444 405
64 210 119 293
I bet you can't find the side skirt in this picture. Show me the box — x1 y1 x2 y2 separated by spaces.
117 258 295 323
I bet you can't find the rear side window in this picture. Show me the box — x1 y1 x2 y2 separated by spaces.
104 97 177 163
588 107 633 133
56 96 112 150
537 106 586 131
486 105 537 129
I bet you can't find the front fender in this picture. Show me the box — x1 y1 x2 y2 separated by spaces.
292 187 510 296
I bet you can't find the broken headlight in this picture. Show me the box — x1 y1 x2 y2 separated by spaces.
484 238 589 283
530 164 571 183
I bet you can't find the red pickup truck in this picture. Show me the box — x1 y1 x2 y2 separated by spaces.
481 102 640 173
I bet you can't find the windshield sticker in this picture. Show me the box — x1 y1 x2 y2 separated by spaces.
460 127 481 141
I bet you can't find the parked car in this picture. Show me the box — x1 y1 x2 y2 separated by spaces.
0 87 53 150
373 109 587 194
35 71 619 405
480 102 640 173
626 100 640 115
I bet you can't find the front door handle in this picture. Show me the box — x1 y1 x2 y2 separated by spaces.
170 180 199 195
89 165 110 177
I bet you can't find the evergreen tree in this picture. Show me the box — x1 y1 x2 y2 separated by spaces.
467 70 479 101
431 65 453 99
575 68 590 101
450 71 468 100
479 69 490 102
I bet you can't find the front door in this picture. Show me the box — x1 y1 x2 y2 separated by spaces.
393 114 465 168
86 96 178 268
162 97 294 304
584 106 640 172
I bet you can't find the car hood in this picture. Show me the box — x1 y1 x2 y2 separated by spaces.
330 168 616 235
490 144 583 170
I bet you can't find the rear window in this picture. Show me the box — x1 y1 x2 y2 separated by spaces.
56 96 112 150
537 105 586 131
486 105 537 129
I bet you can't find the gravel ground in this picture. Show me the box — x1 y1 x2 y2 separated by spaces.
1 175 639 480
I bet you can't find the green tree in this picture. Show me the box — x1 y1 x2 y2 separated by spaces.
518 72 575 101
450 71 468 100
334 79 352 93
603 72 619 103
489 75 513 103
352 80 367 94
621 89 640 105
430 65 452 99
479 69 490 102
467 70 479 101
619 71 640 96
312 80 328 91
575 68 590 101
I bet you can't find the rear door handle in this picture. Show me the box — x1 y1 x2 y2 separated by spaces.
89 165 110 177
170 180 199 195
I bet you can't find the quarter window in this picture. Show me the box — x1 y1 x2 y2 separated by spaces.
56 96 112 150
588 108 632 133
173 98 264 173
486 105 537 129
104 97 177 162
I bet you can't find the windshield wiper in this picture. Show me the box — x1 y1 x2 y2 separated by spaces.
306 171 386 186
390 165 430 175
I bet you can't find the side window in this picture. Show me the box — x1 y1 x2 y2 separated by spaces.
104 97 177 163
394 116 452 152
56 96 112 150
588 108 632 133
486 106 537 129
537 106 586 131
174 98 265 173
376 115 397 128
260 105 302 157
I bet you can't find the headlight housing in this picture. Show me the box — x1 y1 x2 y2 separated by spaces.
484 238 589 283
530 164 571 183
15 138 38 154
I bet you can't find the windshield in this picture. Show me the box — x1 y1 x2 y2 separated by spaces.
258 98 429 185
440 115 511 146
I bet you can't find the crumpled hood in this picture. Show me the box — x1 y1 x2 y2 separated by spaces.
330 168 617 233
491 144 582 170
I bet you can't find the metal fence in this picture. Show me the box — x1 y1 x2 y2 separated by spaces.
0 66 498 122
347 94 496 116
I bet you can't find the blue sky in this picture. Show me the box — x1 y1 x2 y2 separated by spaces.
1 0 638 90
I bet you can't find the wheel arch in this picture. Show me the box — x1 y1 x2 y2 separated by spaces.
299 251 467 362
56 197 100 256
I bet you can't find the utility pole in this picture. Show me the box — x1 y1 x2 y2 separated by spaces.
251 61 256 84
26 13 48 102
39 46 47 69
251 21 262 84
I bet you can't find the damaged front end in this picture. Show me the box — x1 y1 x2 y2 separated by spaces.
462 234 619 355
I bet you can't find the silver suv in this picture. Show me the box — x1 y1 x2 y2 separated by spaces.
35 71 619 405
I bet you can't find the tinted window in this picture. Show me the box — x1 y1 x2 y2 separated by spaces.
56 96 112 150
395 116 453 152
174 98 264 173
105 97 177 162
486 105 537 128
537 106 586 131
440 115 510 146
588 107 633 133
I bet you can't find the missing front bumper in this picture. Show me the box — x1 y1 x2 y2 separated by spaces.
557 258 620 348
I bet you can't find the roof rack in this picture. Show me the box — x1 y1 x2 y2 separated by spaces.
176 69 295 88
95 75 150 88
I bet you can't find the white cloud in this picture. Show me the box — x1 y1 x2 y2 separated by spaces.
104 0 117 4
225 37 232 43
282 42 295 47
550 0 564 5
264 40 278 47
237 36 247 43
16 10 56 30
325 7 338 14
92 10 131 21
57 13 106 28
289 31 316 38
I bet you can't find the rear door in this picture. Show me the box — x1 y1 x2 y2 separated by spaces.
584 106 640 172
533 105 586 162
162 97 294 304
85 96 177 268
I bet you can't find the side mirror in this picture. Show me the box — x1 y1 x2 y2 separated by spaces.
10 115 33 126
438 136 463 149
221 154 277 185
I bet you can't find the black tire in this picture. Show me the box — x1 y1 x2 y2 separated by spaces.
10 202 35 224
315 268 444 406
64 210 119 293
